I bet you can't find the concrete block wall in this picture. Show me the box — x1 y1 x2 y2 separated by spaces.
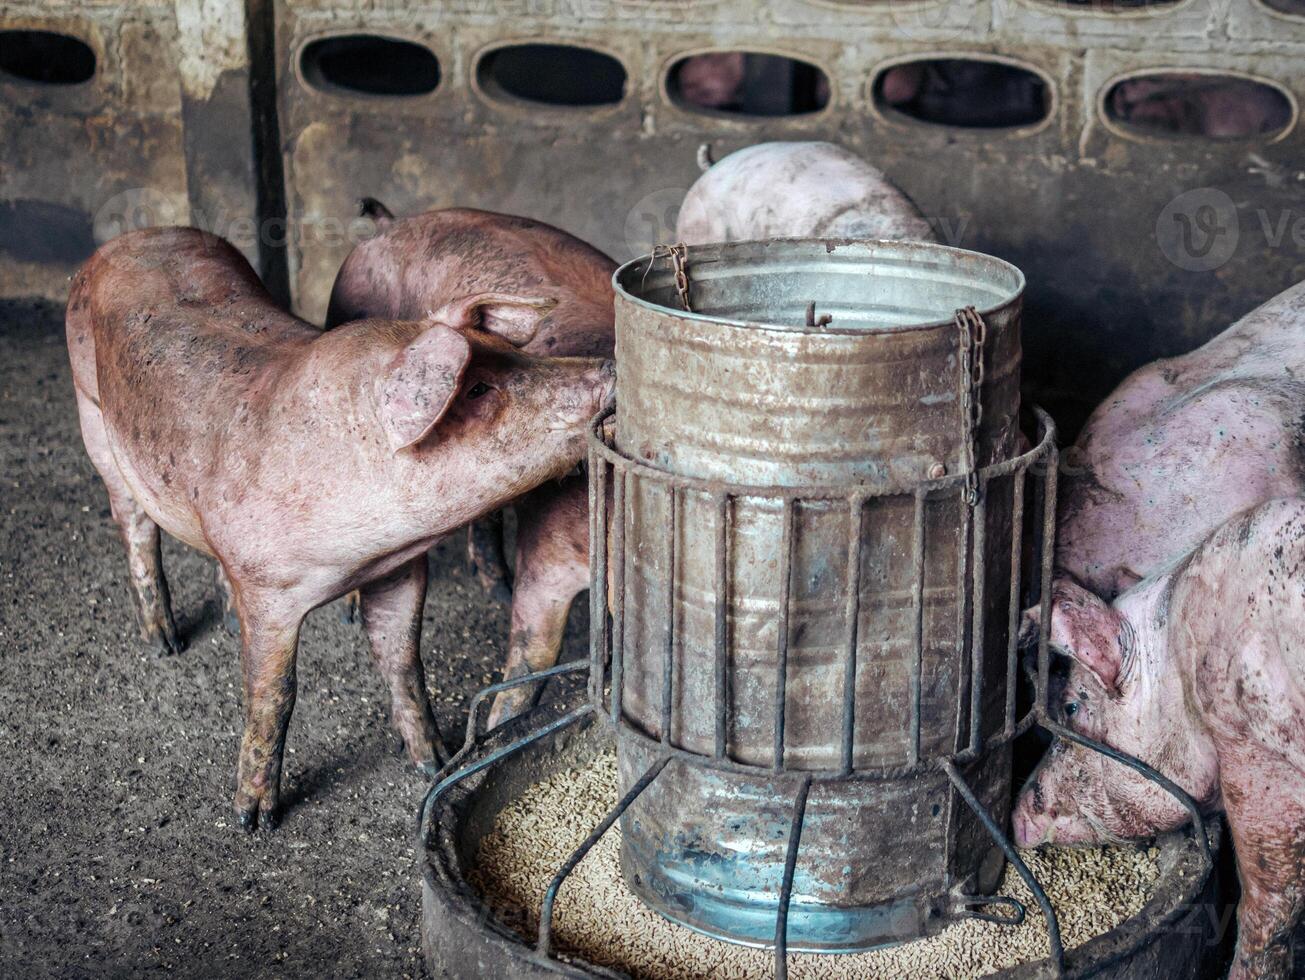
0 1 189 301
0 0 285 304
2 0 1303 425
273 0 1305 424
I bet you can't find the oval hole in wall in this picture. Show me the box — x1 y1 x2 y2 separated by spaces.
0 30 95 85
873 59 1050 129
667 52 830 117
1104 72 1293 140
1043 0 1183 9
1260 0 1305 15
477 44 626 108
301 35 440 97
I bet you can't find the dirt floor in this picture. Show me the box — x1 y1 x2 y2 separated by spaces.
0 298 587 979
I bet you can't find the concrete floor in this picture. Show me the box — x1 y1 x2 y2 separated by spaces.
0 298 586 978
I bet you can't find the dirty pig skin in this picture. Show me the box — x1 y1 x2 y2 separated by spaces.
1014 498 1305 980
328 204 615 729
675 141 937 245
66 227 614 831
1056 277 1305 599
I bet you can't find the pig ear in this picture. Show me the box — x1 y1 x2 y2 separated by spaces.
1018 605 1042 648
377 324 472 452
427 293 558 347
1037 580 1126 694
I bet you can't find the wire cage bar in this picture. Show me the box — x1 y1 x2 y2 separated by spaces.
580 396 1047 950
412 236 1223 977
418 398 1215 976
588 405 1058 782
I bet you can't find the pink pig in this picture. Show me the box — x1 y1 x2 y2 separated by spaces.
67 227 614 830
1110 74 1291 139
675 141 937 245
327 204 615 727
1015 498 1305 980
1057 278 1305 599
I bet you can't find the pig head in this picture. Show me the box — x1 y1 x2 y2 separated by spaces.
1013 578 1220 848
1017 499 1305 979
675 141 937 246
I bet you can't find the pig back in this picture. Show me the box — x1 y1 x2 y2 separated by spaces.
1056 278 1305 596
677 141 936 245
86 229 315 420
326 208 616 358
85 230 317 470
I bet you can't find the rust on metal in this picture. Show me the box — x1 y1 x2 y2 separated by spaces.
603 239 1033 950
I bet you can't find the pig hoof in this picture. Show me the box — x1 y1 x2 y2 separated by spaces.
150 630 186 657
489 581 513 605
221 608 240 637
417 759 442 781
236 808 258 834
259 808 280 832
339 593 360 625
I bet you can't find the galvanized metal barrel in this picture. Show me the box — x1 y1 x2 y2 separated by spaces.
600 239 1029 950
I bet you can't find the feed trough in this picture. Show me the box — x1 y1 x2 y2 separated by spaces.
421 712 1220 979
420 240 1219 978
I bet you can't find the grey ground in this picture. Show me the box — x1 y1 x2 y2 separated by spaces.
0 298 586 978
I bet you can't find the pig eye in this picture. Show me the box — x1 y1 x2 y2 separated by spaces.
466 381 492 400
1064 701 1080 718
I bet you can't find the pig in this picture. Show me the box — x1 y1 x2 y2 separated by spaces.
1056 278 1305 599
1109 74 1291 139
1014 498 1305 980
672 53 829 115
675 52 745 109
327 205 615 727
675 141 937 246
67 227 614 830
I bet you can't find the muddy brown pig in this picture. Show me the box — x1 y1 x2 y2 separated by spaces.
67 227 614 829
1014 498 1305 979
328 204 614 727
1057 278 1305 599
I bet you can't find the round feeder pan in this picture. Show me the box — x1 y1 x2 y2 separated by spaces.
420 707 1222 980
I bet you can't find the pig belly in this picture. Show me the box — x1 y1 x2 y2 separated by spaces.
102 425 211 554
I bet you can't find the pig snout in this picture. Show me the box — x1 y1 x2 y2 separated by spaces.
1013 764 1098 847
550 358 615 430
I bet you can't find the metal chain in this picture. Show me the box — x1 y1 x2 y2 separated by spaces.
651 242 692 312
955 306 986 507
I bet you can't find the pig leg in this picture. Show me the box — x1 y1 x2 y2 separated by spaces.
339 590 360 625
360 557 448 772
1223 751 1305 980
467 511 513 603
487 482 589 728
233 599 302 831
213 562 240 636
74 389 184 656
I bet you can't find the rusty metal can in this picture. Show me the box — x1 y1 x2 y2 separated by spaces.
603 239 1028 950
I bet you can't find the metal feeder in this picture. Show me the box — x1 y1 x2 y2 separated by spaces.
421 240 1217 978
